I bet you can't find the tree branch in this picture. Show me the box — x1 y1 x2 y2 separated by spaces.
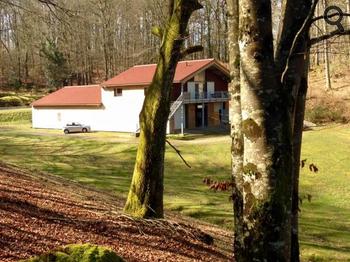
281 0 319 84
166 139 191 168
180 45 203 58
168 0 175 16
310 29 350 45
311 12 350 23
151 26 164 39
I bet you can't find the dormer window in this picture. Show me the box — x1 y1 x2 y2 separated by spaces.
114 88 123 96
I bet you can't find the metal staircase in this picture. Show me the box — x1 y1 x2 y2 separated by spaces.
168 93 184 119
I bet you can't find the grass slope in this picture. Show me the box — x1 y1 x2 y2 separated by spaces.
0 121 349 261
0 108 31 123
299 125 350 261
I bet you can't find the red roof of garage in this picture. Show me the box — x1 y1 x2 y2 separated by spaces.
32 85 102 107
102 58 229 88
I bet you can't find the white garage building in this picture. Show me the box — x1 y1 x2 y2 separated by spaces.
31 85 145 132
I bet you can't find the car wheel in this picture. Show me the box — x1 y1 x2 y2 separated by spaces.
64 129 69 134
82 128 87 133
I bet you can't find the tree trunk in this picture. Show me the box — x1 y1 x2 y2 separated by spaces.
323 0 331 91
347 0 350 62
229 0 317 260
235 0 293 259
124 0 202 218
290 50 310 262
205 0 213 58
227 0 244 257
274 1 314 259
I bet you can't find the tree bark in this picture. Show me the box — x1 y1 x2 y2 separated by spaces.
124 0 202 218
228 0 318 260
290 50 310 262
227 0 244 257
235 0 294 259
322 0 331 91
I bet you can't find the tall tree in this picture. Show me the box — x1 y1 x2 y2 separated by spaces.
228 0 321 260
40 39 70 88
322 0 332 91
227 0 244 257
124 0 203 218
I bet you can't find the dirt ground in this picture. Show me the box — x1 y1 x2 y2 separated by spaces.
0 162 232 262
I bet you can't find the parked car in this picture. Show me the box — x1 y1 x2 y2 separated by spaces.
63 122 91 134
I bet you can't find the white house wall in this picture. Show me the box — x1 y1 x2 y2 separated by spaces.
32 88 146 133
32 107 106 130
100 88 144 132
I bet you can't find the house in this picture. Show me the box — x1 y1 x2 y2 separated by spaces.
32 58 230 134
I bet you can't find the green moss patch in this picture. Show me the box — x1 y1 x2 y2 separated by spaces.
22 244 125 262
242 118 262 141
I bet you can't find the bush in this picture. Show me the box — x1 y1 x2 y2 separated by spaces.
305 105 347 124
0 96 24 107
18 96 32 105
21 244 125 262
0 109 31 123
0 92 16 98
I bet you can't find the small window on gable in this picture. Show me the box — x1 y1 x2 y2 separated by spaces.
114 88 123 96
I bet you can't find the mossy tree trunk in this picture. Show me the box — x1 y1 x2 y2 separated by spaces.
236 0 294 259
124 0 202 218
228 0 316 260
227 0 244 256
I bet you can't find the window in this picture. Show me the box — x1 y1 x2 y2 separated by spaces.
114 88 123 96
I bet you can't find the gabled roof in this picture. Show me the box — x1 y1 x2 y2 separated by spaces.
32 85 102 107
101 58 229 88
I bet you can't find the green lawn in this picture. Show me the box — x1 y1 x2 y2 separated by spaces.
0 121 349 261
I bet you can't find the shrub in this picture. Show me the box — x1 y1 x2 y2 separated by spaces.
21 244 125 262
18 96 32 105
305 104 347 124
0 92 16 98
0 96 24 107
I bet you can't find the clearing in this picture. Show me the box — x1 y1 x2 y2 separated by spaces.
0 117 350 261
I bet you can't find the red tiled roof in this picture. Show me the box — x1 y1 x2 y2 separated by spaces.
32 85 101 107
102 58 229 88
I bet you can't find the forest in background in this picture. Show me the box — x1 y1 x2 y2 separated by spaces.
0 0 228 89
0 0 350 95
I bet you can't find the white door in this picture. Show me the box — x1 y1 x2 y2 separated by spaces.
207 82 215 96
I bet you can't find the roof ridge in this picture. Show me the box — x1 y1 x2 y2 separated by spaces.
63 85 100 88
132 58 215 68
178 58 214 63
133 64 157 68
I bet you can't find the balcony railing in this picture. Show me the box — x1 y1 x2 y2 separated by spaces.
182 91 230 103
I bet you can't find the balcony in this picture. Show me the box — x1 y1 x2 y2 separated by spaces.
182 91 230 104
